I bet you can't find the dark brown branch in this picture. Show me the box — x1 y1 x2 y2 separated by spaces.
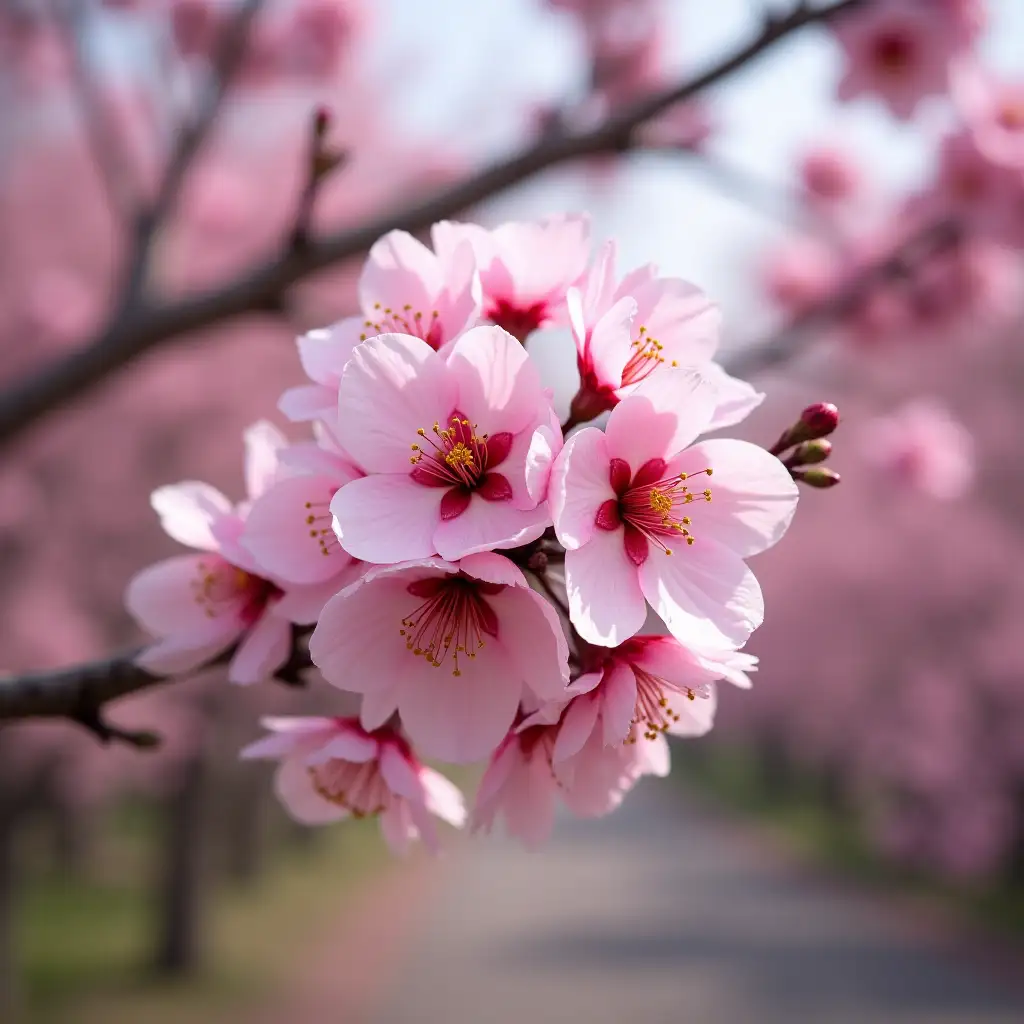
0 0 861 452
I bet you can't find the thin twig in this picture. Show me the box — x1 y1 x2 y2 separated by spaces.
120 0 265 306
0 0 861 452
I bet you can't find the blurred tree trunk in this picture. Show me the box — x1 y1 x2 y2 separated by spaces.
222 768 267 886
153 750 209 976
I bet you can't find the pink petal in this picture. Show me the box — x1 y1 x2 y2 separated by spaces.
639 538 764 649
379 801 417 855
634 277 721 366
422 769 467 828
397 646 523 763
243 421 288 500
701 362 765 431
565 529 647 646
473 735 520 814
458 551 528 588
601 660 638 747
432 496 549 562
553 695 600 763
671 439 799 557
594 499 621 531
125 554 243 636
242 474 347 584
378 744 426 800
489 585 570 700
240 718 337 760
331 474 441 563
360 230 443 313
274 575 357 626
549 427 613 551
483 431 514 468
524 422 563 505
669 685 717 738
308 576 414 696
636 734 671 778
275 757 348 826
497 753 559 849
307 730 378 765
297 317 363 386
335 333 457 474
406 799 441 854
437 239 484 342
135 632 237 676
605 368 717 468
151 482 233 552
228 610 291 685
588 296 638 387
447 325 547 436
278 383 338 424
360 687 402 732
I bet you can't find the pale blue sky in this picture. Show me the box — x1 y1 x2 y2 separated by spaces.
378 0 1024 346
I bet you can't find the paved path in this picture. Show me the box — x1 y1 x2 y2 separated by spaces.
367 782 1024 1024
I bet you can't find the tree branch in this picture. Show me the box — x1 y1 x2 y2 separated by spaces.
0 0 861 452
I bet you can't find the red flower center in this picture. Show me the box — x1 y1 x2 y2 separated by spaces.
400 573 504 676
620 326 678 387
873 31 914 73
409 412 515 521
488 298 548 342
593 456 713 566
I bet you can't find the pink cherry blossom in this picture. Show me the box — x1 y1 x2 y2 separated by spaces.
431 215 590 340
125 422 341 684
241 716 466 854
953 65 1024 171
470 711 667 849
799 145 863 204
555 635 759 755
762 236 842 315
860 398 974 500
308 553 570 763
567 240 761 430
329 326 560 564
550 369 798 649
240 434 366 590
833 0 962 121
279 228 481 424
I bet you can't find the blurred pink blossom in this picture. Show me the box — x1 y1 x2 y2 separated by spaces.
861 398 974 500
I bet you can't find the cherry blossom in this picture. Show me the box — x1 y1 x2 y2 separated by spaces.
567 240 761 429
861 399 974 500
279 229 481 424
329 325 560 563
832 0 964 121
309 553 570 763
551 369 798 648
126 422 340 684
431 215 590 340
241 716 466 854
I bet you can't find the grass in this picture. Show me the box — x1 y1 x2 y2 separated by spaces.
19 806 383 1024
674 742 1024 937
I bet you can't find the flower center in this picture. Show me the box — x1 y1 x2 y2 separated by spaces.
360 302 442 349
487 298 548 342
307 758 389 818
873 31 914 73
620 325 679 387
191 558 281 624
399 574 502 676
627 665 710 742
304 488 341 558
997 99 1024 132
409 413 515 519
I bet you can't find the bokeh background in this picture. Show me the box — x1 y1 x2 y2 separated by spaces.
2 0 1024 1021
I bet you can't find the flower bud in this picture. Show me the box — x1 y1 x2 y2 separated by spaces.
769 402 840 455
789 438 832 465
794 467 841 489
800 403 840 439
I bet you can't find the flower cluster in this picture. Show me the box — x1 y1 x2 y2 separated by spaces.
127 214 808 853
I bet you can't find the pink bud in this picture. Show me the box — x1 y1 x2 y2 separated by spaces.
794 467 841 489
800 403 840 439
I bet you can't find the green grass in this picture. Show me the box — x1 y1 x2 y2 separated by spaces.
675 743 1024 936
18 810 382 1024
